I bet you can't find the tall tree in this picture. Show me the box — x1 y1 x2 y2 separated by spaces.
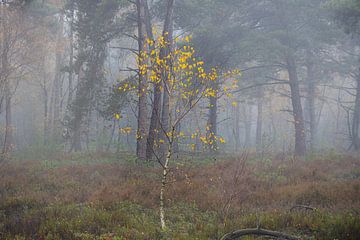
135 0 149 159
0 2 35 157
330 0 360 151
66 0 120 152
144 0 161 160
159 0 175 158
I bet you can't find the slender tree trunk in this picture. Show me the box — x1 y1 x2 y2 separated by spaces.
106 120 116 152
233 99 240 152
3 83 12 155
68 7 74 105
207 92 218 152
305 51 316 151
160 142 172 230
256 87 263 156
244 104 252 148
173 103 181 154
159 0 175 159
52 51 62 139
147 83 162 159
43 88 49 145
136 0 149 160
352 74 360 151
286 53 306 156
96 111 103 152
1 13 12 156
160 91 170 157
116 120 121 153
50 14 64 141
72 115 82 152
158 1 175 227
144 0 162 160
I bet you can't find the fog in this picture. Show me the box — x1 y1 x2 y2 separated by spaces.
0 0 359 239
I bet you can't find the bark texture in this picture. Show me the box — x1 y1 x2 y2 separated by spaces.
256 87 263 156
136 0 149 160
207 92 218 152
159 0 175 159
352 74 360 150
145 0 162 160
305 51 316 150
286 53 306 156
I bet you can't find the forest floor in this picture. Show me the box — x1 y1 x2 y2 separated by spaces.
0 150 359 239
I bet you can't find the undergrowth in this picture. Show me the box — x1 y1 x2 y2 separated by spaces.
0 152 359 239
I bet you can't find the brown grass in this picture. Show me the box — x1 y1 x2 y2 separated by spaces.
1 153 359 214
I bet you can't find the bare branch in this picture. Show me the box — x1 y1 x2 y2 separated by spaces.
220 228 301 240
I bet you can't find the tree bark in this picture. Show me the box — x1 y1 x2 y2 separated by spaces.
207 92 218 152
159 0 174 159
233 99 240 152
72 115 82 152
352 74 360 151
256 87 263 156
2 83 13 155
160 141 172 230
1 11 12 156
136 0 149 160
244 104 252 148
43 86 49 145
305 51 316 151
286 53 306 156
144 0 162 160
68 6 74 106
51 35 63 141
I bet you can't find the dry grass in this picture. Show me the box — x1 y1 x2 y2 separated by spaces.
0 152 359 239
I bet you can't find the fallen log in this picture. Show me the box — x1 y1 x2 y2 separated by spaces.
290 205 316 212
220 228 301 240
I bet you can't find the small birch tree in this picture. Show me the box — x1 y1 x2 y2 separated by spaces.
136 34 240 229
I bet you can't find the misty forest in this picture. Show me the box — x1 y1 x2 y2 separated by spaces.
1 0 360 239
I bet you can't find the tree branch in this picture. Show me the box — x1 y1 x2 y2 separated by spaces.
220 228 301 240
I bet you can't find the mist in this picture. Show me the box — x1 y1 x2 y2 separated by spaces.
0 0 359 239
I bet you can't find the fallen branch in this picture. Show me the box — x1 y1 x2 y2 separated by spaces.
290 205 316 212
220 228 301 240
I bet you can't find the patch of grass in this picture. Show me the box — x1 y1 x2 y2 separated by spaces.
0 152 359 239
0 198 359 239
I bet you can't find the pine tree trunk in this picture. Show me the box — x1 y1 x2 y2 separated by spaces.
3 86 12 155
256 87 263 156
286 53 306 156
305 51 316 151
1 13 12 156
68 7 74 105
72 116 82 152
52 51 62 140
244 104 252 148
146 83 162 159
136 0 149 160
43 88 49 145
352 75 360 151
159 0 174 159
50 14 63 142
144 0 162 160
